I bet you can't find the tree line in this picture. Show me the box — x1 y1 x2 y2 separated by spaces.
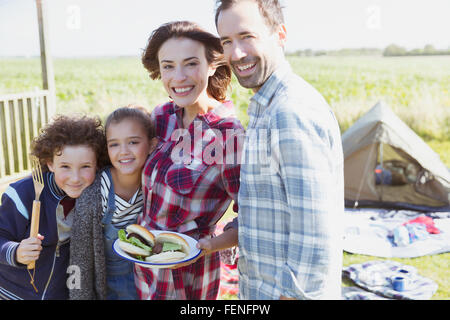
287 44 450 57
383 44 450 57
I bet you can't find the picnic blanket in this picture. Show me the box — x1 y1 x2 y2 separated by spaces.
216 219 239 297
219 263 239 297
342 260 438 300
343 208 450 258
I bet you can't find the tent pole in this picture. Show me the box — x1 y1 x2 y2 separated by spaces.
379 142 384 201
354 142 377 208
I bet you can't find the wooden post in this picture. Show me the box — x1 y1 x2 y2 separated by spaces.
36 0 56 117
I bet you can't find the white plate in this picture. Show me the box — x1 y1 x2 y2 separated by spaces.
113 230 201 269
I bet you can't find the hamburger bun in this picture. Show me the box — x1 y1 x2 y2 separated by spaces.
118 241 151 257
126 224 155 246
144 233 190 263
145 251 187 263
155 233 190 254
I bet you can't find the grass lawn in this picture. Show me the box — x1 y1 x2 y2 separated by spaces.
342 253 450 300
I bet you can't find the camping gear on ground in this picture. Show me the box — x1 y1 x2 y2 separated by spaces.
343 260 438 300
392 217 437 247
219 263 239 297
342 102 450 212
343 208 450 258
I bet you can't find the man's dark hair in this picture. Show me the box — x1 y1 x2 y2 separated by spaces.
214 0 285 32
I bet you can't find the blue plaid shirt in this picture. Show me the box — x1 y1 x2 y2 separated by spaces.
237 60 344 299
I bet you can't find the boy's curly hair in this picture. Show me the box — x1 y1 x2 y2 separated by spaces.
31 114 109 171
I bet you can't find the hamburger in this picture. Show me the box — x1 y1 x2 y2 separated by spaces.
118 224 155 261
145 232 190 263
117 225 190 263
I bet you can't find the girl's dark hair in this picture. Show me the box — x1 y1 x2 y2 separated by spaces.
105 104 155 141
141 20 231 102
31 114 109 171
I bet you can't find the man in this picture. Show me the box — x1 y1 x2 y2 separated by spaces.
215 0 344 299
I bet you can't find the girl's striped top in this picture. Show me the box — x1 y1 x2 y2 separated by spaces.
100 170 143 228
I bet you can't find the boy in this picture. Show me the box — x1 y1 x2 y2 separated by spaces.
0 115 108 300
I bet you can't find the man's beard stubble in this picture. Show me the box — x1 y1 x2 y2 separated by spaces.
231 56 273 91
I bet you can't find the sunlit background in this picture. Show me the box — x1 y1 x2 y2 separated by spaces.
1 0 450 57
0 0 449 300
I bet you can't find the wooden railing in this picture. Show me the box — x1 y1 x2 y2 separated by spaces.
0 90 53 183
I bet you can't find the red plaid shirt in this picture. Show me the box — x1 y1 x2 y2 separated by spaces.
135 101 244 300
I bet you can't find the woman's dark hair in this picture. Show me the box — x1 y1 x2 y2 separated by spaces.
105 104 155 141
142 20 231 102
31 114 109 171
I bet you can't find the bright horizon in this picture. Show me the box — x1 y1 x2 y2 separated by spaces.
1 0 450 57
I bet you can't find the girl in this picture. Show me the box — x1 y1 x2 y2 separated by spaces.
69 105 155 300
0 115 107 300
136 21 244 300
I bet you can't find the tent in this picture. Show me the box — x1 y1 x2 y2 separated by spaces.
342 101 450 212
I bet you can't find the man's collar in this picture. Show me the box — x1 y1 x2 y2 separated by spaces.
250 60 291 108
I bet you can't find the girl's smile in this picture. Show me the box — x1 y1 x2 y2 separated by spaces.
107 118 151 177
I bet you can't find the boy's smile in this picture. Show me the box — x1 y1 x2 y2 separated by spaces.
47 145 97 198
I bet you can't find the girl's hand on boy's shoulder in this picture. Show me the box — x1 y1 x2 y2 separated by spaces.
16 234 44 266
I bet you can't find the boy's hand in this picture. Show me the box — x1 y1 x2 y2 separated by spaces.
16 234 44 265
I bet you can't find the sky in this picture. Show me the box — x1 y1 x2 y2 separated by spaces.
0 0 449 57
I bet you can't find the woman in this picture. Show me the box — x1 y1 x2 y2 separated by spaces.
136 21 243 300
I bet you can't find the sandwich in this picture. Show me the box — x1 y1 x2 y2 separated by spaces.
145 232 190 263
117 225 190 263
118 224 154 261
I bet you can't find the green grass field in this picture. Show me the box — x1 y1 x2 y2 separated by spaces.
1 55 449 299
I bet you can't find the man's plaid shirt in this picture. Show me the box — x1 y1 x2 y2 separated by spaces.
237 61 345 300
